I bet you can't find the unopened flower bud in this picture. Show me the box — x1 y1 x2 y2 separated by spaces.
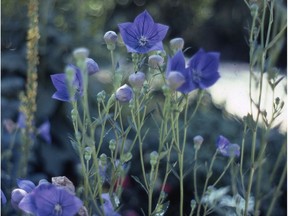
38 179 49 185
193 135 204 150
167 71 185 90
128 71 146 88
150 151 159 166
121 152 132 163
162 85 170 96
85 58 99 75
104 31 118 51
84 147 92 161
275 97 280 105
71 109 78 121
65 65 76 84
97 90 106 103
11 189 27 209
73 47 89 61
148 54 164 69
109 139 117 151
170 38 184 51
115 84 133 102
190 199 197 212
250 4 259 17
100 153 107 167
75 131 81 142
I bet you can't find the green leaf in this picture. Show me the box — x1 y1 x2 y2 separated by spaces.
131 175 148 194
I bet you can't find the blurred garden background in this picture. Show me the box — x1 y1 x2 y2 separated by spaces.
1 0 287 215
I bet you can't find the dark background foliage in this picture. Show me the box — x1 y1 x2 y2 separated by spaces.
1 0 287 215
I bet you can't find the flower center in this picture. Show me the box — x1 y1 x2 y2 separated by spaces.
54 203 63 215
192 69 202 83
138 36 148 47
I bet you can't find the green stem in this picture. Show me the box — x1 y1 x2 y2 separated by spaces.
212 157 234 187
266 162 287 216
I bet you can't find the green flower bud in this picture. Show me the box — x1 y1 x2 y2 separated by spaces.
109 139 117 151
97 90 106 103
71 109 78 121
150 151 159 166
250 4 259 17
73 47 89 61
121 152 132 163
75 131 81 142
190 199 197 212
84 147 92 161
99 153 107 167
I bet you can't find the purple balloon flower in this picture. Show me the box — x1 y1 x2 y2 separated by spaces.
50 65 83 102
115 84 133 102
101 193 120 216
37 121 52 144
166 51 192 93
188 49 220 89
166 49 220 93
216 135 240 157
118 10 169 54
18 183 83 216
1 189 7 205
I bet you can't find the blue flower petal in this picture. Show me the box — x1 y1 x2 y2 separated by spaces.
17 179 36 193
118 10 168 53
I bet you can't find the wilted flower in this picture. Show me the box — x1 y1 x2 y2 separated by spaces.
51 65 83 102
51 176 76 194
201 186 230 206
166 49 220 93
115 84 133 102
216 135 240 157
18 183 83 216
148 54 164 69
85 58 99 75
169 37 184 51
219 193 254 216
128 72 146 88
118 10 169 54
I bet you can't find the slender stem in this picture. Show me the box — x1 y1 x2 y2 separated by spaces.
212 157 234 187
196 151 218 216
266 162 287 216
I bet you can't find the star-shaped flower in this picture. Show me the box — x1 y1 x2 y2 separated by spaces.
18 183 83 216
118 10 169 54
188 49 220 89
50 65 83 102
